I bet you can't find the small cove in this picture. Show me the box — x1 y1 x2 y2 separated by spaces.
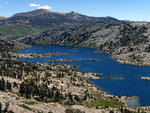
19 45 150 106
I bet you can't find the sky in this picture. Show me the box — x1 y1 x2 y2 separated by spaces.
0 0 150 21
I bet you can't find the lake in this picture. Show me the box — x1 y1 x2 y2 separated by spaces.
19 45 150 106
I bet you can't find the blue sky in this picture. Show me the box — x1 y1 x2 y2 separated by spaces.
0 0 150 21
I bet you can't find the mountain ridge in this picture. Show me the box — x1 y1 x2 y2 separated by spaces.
0 9 121 27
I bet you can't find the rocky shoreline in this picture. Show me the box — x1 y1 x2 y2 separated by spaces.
111 52 150 66
17 53 150 113
1 42 150 112
16 49 150 112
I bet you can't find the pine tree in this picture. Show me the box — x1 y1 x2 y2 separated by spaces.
6 81 12 91
13 81 17 88
4 102 9 112
74 95 81 102
1 77 5 91
69 92 73 101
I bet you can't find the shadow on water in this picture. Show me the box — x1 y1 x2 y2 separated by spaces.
125 97 140 108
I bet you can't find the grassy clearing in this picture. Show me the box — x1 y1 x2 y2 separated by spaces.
89 42 98 48
0 25 45 39
85 92 123 108
65 108 84 113
37 39 52 45
18 104 32 111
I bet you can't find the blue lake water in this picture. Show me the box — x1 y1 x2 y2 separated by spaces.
19 45 150 106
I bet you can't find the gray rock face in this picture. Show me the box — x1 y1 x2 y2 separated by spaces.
19 22 122 47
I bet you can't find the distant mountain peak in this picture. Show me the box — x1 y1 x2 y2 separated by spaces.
65 11 85 20
103 16 116 19
67 11 82 16
11 9 51 17
34 9 51 13
69 11 78 14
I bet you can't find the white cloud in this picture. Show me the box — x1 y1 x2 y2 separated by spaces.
29 3 52 10
38 5 52 10
29 3 40 7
